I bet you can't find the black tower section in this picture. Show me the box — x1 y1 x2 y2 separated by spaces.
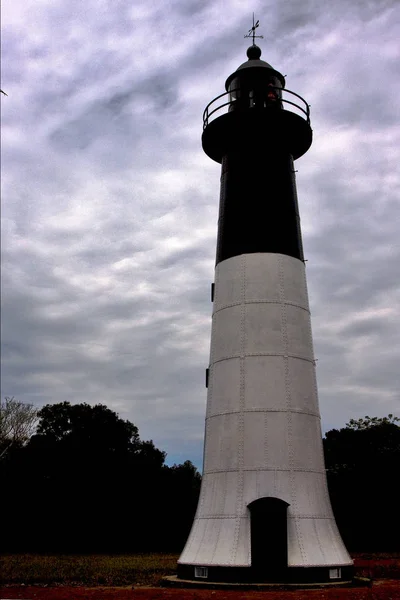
202 45 312 267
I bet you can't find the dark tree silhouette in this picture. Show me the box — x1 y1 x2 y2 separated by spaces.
324 415 400 551
0 396 38 459
161 460 202 550
34 401 141 451
2 402 398 553
0 401 201 553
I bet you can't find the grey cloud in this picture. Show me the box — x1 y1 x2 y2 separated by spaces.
340 316 395 338
1 0 399 467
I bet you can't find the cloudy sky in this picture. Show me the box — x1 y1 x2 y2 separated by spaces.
1 0 399 468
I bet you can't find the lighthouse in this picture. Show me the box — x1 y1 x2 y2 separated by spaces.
177 28 353 585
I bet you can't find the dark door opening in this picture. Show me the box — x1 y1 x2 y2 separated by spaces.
248 497 289 578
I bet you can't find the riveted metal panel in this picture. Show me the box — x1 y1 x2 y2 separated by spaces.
244 254 281 302
204 413 241 472
234 517 251 565
285 304 315 360
241 470 290 512
295 518 324 566
214 255 243 310
211 305 242 362
199 471 241 518
200 472 224 516
202 418 222 474
291 471 333 517
244 356 287 410
323 518 353 564
287 358 319 413
214 518 242 565
241 470 264 510
262 412 291 467
208 358 241 417
290 414 325 471
223 471 242 516
180 518 250 567
193 518 219 564
287 517 305 565
242 412 292 470
287 517 352 567
243 412 270 469
244 303 285 355
273 469 296 505
280 254 309 309
179 517 207 564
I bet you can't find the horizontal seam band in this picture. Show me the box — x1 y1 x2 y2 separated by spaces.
204 467 326 474
213 299 309 316
210 353 315 365
206 408 321 420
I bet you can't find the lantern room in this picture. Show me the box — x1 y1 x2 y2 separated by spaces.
202 45 312 163
225 45 285 110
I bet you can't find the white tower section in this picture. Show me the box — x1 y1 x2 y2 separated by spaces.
179 253 352 570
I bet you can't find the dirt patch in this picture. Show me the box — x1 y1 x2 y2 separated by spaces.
1 581 400 600
353 557 400 580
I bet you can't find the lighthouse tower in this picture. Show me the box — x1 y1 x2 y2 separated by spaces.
177 34 353 584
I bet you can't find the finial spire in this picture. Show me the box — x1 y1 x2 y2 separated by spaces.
244 13 263 46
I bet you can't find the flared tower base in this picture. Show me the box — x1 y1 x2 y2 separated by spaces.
176 564 354 585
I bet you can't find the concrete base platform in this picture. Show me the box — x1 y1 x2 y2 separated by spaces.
163 575 371 591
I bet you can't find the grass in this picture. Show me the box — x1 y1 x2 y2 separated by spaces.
0 553 179 587
1 552 399 587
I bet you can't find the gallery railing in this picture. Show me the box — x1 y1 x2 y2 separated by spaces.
203 86 310 130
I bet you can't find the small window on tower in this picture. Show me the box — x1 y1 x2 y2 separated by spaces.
329 568 341 579
195 566 208 578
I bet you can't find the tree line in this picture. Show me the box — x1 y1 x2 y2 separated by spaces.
1 399 200 553
323 414 399 552
1 398 399 553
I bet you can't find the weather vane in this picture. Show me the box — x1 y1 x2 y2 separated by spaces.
244 13 263 45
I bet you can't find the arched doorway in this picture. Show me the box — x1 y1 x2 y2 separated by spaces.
247 497 290 578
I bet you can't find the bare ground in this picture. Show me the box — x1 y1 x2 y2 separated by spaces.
1 580 400 600
1 555 399 599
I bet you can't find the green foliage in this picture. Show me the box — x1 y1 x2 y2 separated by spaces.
0 396 38 459
169 460 202 484
36 401 140 446
346 414 399 430
324 415 400 551
0 553 178 586
1 401 200 554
